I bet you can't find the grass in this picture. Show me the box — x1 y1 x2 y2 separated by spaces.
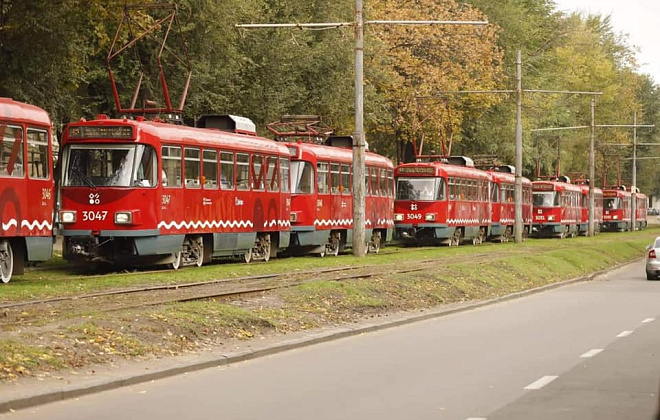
0 228 657 381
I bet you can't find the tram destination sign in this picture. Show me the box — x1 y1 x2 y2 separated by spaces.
532 183 555 191
68 125 134 139
397 166 435 175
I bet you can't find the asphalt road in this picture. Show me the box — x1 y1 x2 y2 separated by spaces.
2 260 659 420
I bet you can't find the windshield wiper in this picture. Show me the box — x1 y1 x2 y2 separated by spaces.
70 166 97 190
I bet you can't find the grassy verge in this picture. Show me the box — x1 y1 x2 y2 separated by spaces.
0 229 657 381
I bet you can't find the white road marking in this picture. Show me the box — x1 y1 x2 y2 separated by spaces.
580 349 603 358
524 375 558 390
617 330 634 338
642 318 655 323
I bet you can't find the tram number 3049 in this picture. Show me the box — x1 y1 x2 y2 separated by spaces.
82 210 109 221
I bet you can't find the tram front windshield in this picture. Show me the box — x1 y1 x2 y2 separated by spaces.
604 197 622 210
396 177 445 201
63 144 157 188
533 191 559 207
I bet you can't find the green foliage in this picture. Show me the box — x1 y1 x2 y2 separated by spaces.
1 0 660 193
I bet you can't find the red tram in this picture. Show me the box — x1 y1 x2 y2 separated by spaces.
531 177 582 238
0 98 54 283
287 139 394 255
577 183 603 235
487 166 533 242
601 186 632 232
394 157 491 246
59 114 291 267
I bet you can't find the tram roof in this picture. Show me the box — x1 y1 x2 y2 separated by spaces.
532 180 583 192
64 117 290 154
0 98 51 127
487 169 532 185
287 141 394 167
395 161 491 179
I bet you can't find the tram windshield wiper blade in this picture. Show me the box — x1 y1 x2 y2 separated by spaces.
71 166 97 190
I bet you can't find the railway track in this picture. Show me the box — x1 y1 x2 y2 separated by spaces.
0 251 505 328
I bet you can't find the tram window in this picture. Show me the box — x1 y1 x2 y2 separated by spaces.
365 167 371 196
220 151 234 190
378 168 387 196
387 170 394 197
266 156 279 192
330 163 340 194
184 148 201 189
0 125 24 178
341 164 351 194
134 145 156 187
236 153 249 191
491 183 499 203
161 146 182 188
27 129 49 179
291 161 313 194
317 162 329 194
252 154 265 191
370 167 379 196
203 149 218 190
280 157 290 193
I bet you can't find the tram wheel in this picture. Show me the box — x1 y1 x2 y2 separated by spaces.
449 229 462 247
0 240 13 283
473 227 486 245
169 251 182 270
194 241 203 267
243 248 253 263
260 234 271 262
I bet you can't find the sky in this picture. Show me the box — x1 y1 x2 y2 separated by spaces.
552 0 660 83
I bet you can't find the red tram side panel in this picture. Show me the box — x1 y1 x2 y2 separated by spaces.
0 98 54 283
394 158 491 246
286 142 394 256
531 179 582 238
487 166 533 242
577 184 603 235
634 189 648 230
59 115 291 268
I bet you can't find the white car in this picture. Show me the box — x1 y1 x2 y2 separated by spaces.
645 236 660 280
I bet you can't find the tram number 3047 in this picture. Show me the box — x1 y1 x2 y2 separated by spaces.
82 210 109 221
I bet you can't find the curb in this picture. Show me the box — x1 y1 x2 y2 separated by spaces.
0 260 636 413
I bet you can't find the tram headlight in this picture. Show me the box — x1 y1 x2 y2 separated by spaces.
59 211 77 224
289 212 298 223
425 213 436 221
613 215 619 220
114 211 133 225
394 213 404 222
547 215 555 221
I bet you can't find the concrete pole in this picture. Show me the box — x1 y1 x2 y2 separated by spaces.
352 0 366 256
514 50 523 243
631 110 637 232
588 98 595 236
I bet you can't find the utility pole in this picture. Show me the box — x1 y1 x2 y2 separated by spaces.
238 9 487 256
514 50 523 243
589 99 595 236
632 110 638 231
